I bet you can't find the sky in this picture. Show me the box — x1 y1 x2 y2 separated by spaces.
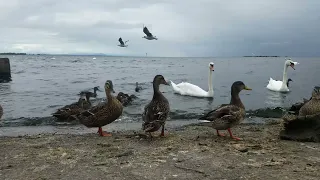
0 0 319 57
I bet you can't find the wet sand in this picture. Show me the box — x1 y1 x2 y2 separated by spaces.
1 120 320 180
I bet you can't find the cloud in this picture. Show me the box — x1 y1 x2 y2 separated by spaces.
0 0 319 56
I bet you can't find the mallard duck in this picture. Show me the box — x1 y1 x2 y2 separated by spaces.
74 80 123 137
52 93 91 121
0 104 3 119
298 86 320 116
135 82 142 92
142 75 170 137
79 86 102 98
116 92 137 106
199 81 252 140
280 87 320 142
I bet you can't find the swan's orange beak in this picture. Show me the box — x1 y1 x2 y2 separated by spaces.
290 64 295 70
210 65 214 71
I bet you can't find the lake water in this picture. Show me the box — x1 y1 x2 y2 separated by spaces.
0 55 319 128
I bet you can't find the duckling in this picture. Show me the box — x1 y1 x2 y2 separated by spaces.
0 104 3 119
52 93 91 121
135 82 142 92
74 80 123 137
199 81 252 140
79 86 102 98
142 75 170 137
298 86 320 116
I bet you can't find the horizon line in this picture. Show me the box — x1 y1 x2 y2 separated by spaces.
0 52 316 58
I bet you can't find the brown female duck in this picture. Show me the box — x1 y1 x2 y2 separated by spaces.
298 86 320 116
142 75 170 137
74 80 123 136
116 92 137 106
199 81 252 140
52 93 91 121
280 86 320 142
78 86 102 98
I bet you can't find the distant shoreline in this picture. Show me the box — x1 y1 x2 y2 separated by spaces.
0 53 27 55
242 56 287 57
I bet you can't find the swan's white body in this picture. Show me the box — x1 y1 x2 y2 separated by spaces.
266 59 298 92
170 62 214 97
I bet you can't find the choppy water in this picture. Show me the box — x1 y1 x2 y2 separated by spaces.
0 55 319 127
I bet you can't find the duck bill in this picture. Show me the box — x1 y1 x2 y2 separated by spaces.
244 86 252 90
290 64 295 70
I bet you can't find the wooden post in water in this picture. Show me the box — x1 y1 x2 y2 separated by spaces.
0 58 12 82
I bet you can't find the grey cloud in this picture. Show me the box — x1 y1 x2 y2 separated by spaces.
0 0 319 56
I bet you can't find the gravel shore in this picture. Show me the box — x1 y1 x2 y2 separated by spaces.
1 121 320 180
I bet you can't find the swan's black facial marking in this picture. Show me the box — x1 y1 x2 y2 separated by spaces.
289 62 295 70
209 63 214 71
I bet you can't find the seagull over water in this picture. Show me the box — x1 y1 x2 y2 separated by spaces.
118 37 129 47
142 25 158 40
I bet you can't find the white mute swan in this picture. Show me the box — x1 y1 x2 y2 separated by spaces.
266 59 299 92
170 62 214 97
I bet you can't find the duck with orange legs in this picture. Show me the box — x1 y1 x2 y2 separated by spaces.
199 81 252 140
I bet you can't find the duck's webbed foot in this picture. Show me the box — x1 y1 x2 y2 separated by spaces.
216 130 225 137
98 127 112 137
227 128 242 141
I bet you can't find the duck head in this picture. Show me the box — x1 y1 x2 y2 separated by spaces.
153 75 169 86
312 86 320 100
209 62 214 71
93 86 102 92
105 80 115 93
231 81 252 94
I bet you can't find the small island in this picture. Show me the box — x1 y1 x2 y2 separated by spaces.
0 52 27 55
243 55 281 57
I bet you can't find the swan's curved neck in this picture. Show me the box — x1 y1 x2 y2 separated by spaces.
208 69 213 92
282 64 289 86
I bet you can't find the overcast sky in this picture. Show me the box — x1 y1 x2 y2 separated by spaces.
0 0 319 57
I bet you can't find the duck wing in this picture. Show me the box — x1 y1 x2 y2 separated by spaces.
143 26 153 37
142 100 169 131
199 105 240 121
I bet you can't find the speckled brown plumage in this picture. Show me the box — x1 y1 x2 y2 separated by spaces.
52 94 91 121
75 80 123 136
299 87 320 116
280 87 320 142
142 75 170 137
199 81 252 140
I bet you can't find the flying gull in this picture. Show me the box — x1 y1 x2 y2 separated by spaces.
142 25 158 40
118 37 129 47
